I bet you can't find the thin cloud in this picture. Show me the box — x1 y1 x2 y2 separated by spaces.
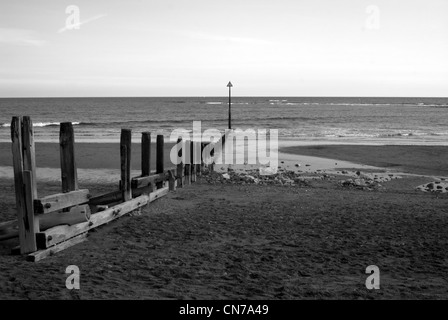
184 31 274 45
0 28 46 46
58 13 107 33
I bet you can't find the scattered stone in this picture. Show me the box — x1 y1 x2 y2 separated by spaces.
416 181 448 193
356 171 361 176
203 167 314 187
340 177 382 191
305 164 310 167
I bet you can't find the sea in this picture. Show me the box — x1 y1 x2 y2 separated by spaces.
0 97 447 145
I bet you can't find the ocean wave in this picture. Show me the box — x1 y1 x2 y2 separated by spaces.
205 102 250 105
1 121 81 128
68 116 316 128
268 101 448 107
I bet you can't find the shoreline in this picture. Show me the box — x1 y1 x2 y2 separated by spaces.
0 142 177 170
280 144 448 177
1 142 447 177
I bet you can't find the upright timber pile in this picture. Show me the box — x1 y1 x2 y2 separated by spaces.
0 116 212 262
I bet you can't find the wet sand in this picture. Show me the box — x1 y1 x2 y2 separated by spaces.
0 142 177 170
280 145 448 176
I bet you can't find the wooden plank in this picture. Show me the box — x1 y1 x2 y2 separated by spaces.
89 190 122 206
156 135 164 189
37 205 91 231
149 185 169 202
131 172 164 189
0 220 18 231
141 132 151 176
0 219 18 241
37 187 169 249
27 233 87 262
89 183 155 206
0 232 18 242
34 189 90 214
37 194 149 249
120 129 132 201
22 116 37 199
60 122 78 193
0 204 90 240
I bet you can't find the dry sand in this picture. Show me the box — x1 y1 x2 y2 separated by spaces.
0 143 447 299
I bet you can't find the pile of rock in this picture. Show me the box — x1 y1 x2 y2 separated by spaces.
202 168 314 186
415 181 448 193
339 178 382 191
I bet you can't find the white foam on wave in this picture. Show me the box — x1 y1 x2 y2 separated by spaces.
0 121 80 128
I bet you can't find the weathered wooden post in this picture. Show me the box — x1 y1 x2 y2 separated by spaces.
22 116 37 198
11 116 38 254
190 140 196 182
141 132 151 177
194 141 201 177
60 122 78 193
156 135 164 189
184 140 191 185
168 169 176 191
201 142 206 173
120 129 132 202
176 137 183 188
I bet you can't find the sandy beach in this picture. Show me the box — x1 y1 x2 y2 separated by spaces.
280 145 448 177
0 142 177 170
0 142 447 299
2 0 448 305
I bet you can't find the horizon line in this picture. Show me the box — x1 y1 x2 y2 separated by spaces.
1 95 447 99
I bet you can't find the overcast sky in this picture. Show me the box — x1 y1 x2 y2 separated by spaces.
1 0 447 97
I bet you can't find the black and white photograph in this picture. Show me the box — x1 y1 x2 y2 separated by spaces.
0 0 447 306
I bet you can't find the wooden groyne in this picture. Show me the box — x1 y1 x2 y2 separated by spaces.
0 116 213 262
